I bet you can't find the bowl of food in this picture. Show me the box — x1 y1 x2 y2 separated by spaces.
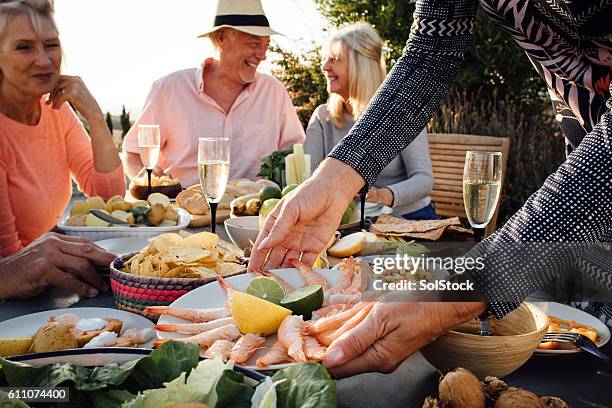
58 193 189 240
420 302 548 378
128 174 182 200
109 232 246 317
224 216 260 251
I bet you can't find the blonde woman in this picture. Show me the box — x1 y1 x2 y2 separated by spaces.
304 22 436 220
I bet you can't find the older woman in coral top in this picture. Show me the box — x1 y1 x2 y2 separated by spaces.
0 0 125 257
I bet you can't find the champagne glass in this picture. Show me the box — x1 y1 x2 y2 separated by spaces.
137 124 161 197
198 138 231 234
463 151 502 242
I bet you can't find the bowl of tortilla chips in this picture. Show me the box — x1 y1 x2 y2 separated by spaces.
109 232 245 317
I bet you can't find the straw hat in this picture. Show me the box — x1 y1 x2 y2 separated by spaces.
198 0 282 38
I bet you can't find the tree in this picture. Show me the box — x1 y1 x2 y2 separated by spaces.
105 112 113 133
120 105 131 137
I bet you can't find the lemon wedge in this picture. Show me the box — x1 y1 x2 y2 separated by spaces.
232 292 292 335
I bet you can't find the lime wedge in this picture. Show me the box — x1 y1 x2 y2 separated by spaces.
280 285 324 320
245 276 286 305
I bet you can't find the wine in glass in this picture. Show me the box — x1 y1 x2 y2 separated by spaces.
463 151 502 242
137 124 161 197
198 138 230 234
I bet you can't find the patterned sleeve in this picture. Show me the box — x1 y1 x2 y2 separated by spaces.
328 0 479 188
471 89 612 318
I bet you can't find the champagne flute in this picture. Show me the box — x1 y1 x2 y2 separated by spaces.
463 151 502 242
198 138 230 234
137 124 161 197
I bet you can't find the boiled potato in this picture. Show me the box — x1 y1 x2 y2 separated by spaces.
65 213 88 227
70 200 92 216
87 196 106 210
146 203 165 226
245 198 262 216
110 200 132 212
32 322 78 352
148 192 171 208
127 213 135 224
0 336 33 357
164 207 179 222
86 211 111 227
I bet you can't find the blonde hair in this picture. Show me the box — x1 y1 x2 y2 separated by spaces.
324 22 386 128
0 0 57 40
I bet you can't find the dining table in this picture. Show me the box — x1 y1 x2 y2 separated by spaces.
1 224 611 408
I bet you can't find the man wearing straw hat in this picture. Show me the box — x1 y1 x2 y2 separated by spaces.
123 0 305 187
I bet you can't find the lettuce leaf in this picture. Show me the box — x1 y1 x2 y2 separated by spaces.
0 390 29 408
272 363 337 408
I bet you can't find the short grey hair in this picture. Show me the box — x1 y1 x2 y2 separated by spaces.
0 0 57 40
208 27 238 53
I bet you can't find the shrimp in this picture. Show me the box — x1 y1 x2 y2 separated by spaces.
217 276 236 311
278 315 307 363
323 291 361 306
204 339 234 361
303 336 326 361
229 334 266 364
49 313 80 327
327 256 357 294
290 259 329 290
144 306 230 322
152 324 241 348
317 302 373 346
307 302 370 335
155 317 234 335
256 340 291 368
311 304 348 320
123 328 156 344
344 266 363 293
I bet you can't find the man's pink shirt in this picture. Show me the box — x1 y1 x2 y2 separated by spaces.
124 61 305 186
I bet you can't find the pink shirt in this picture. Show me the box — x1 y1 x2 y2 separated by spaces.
123 60 305 186
0 101 125 256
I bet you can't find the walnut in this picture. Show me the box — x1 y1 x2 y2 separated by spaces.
540 396 570 408
482 376 509 402
439 368 485 408
494 388 544 408
422 396 441 408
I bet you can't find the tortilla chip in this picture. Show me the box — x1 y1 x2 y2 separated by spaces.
182 232 219 250
161 247 211 264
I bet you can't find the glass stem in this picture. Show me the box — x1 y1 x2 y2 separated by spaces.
474 227 486 242
146 168 153 196
210 202 218 234
359 192 367 230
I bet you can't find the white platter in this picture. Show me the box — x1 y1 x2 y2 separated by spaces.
95 236 150 257
531 301 611 355
0 307 155 350
157 268 342 370
56 207 190 241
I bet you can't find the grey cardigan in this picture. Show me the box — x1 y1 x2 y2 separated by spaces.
304 104 434 216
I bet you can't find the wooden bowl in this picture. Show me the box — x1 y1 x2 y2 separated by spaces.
129 183 183 200
420 302 548 378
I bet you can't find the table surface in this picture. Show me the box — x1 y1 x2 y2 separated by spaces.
1 226 611 408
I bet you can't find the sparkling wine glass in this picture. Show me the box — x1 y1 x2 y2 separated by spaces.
198 138 230 234
137 124 161 196
463 151 502 242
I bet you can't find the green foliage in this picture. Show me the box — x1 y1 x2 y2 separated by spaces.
257 145 294 186
271 45 328 128
105 112 114 133
120 105 132 137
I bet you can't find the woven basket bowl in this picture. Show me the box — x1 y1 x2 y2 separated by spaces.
109 252 245 319
421 302 549 378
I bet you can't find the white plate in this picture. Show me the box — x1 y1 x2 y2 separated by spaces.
56 207 191 241
157 268 342 370
8 347 151 366
95 236 150 257
0 307 155 350
356 202 393 218
531 301 611 355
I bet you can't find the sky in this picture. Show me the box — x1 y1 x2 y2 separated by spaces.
54 0 328 115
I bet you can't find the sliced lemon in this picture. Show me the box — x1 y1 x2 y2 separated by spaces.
232 292 292 335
